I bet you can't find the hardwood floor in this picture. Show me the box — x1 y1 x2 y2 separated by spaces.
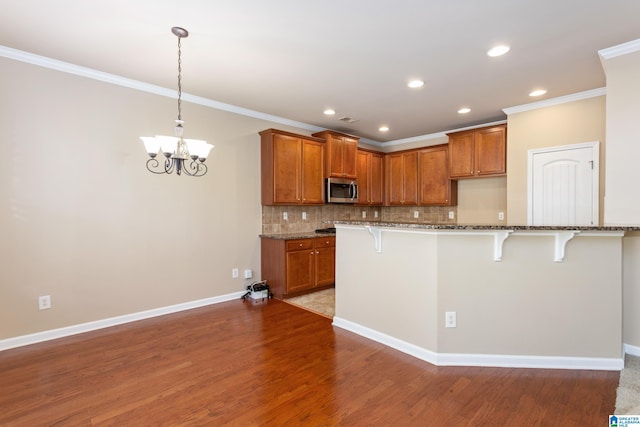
0 299 618 426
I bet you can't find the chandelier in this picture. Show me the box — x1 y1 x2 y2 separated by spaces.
140 27 213 176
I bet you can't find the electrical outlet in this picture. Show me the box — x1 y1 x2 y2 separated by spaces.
232 268 239 279
283 212 288 221
445 311 456 328
362 211 367 219
39 295 51 310
448 211 455 219
244 269 252 279
498 212 505 221
374 211 379 218
302 212 307 220
413 211 419 218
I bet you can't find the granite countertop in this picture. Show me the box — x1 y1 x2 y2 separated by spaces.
331 220 640 232
260 231 336 240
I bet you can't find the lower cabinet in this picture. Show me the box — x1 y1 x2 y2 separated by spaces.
261 236 335 299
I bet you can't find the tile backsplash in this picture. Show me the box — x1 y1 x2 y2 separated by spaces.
261 205 457 234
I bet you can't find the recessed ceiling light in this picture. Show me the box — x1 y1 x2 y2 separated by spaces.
379 126 389 132
408 80 424 89
458 107 471 114
487 45 510 57
529 89 547 97
323 109 336 116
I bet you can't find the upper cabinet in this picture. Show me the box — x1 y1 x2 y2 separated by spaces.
418 145 457 206
356 149 384 206
385 151 418 205
312 130 358 179
448 124 506 178
260 129 325 205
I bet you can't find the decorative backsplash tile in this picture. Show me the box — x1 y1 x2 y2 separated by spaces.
261 205 457 234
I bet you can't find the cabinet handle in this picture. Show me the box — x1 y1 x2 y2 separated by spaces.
299 243 303 247
316 251 320 254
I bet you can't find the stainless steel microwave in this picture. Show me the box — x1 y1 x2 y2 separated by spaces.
326 177 358 204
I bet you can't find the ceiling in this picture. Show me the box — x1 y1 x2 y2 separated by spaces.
1 0 639 144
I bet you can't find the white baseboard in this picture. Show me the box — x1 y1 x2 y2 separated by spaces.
332 316 624 371
0 291 245 351
624 343 640 357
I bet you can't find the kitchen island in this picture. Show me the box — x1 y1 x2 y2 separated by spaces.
331 221 637 370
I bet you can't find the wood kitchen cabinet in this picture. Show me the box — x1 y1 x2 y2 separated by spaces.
385 151 418 205
312 130 358 179
418 145 457 206
260 129 325 205
448 124 506 178
356 149 384 206
261 236 335 299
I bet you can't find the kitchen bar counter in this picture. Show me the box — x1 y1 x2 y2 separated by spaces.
331 222 627 371
332 220 640 232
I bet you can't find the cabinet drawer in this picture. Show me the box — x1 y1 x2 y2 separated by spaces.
287 239 314 251
315 237 336 248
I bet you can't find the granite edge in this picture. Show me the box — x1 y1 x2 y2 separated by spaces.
330 220 640 232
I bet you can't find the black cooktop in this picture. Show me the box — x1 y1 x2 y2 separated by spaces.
315 227 336 234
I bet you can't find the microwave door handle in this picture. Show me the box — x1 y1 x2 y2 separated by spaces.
350 182 356 199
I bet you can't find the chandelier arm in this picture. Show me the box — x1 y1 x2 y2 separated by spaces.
182 160 207 177
146 158 168 174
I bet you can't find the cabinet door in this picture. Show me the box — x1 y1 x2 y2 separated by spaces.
301 139 325 204
369 152 384 205
476 126 506 176
418 146 455 205
356 150 371 205
449 132 475 178
402 152 418 205
273 134 301 203
385 152 417 205
385 153 405 205
286 249 315 294
314 237 335 287
327 135 344 178
342 137 358 179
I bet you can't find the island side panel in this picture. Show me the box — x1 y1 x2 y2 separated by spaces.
437 233 622 359
335 226 439 351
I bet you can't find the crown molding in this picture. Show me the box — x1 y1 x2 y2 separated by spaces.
502 88 606 116
0 45 324 134
381 119 508 147
598 38 640 60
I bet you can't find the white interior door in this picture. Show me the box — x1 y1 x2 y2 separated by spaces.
528 142 599 226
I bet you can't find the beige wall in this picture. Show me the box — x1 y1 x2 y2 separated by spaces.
505 96 606 225
0 57 306 340
603 50 640 225
601 48 640 350
456 177 507 225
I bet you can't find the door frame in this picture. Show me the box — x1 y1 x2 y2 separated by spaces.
527 141 600 226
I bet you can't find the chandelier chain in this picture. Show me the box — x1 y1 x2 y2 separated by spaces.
177 35 183 122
